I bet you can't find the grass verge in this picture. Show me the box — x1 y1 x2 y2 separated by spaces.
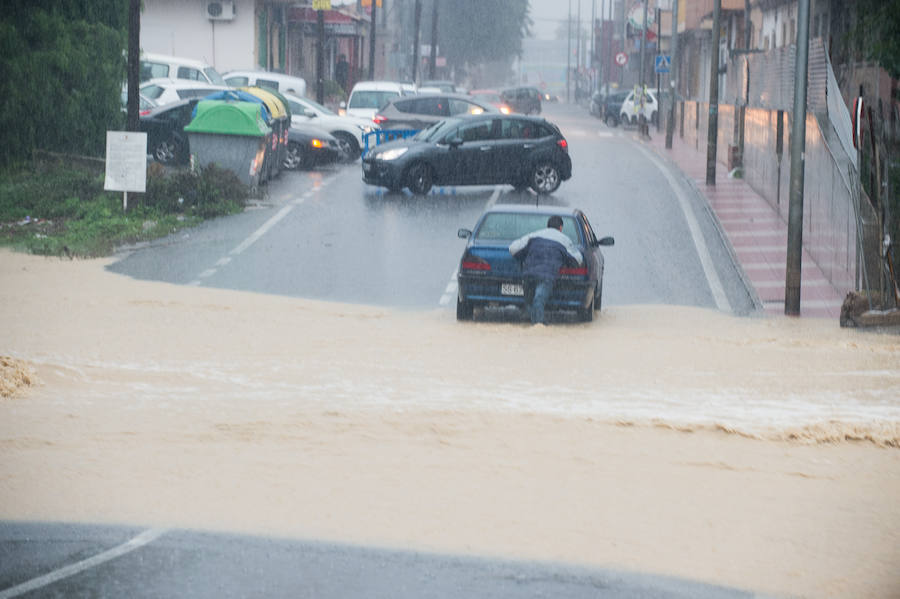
0 160 249 258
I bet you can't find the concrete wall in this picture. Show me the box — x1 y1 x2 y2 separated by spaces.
141 0 257 73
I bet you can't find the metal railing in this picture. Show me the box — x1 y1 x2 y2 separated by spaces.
361 129 419 157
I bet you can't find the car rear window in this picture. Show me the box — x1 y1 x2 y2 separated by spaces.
349 90 400 109
226 76 249 87
256 78 279 91
141 84 164 100
475 213 580 244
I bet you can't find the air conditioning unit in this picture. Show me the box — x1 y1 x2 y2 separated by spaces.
206 1 235 21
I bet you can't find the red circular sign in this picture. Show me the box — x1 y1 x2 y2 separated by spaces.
615 52 628 67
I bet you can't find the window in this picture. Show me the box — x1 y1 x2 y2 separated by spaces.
140 62 169 81
225 76 249 87
256 78 279 91
475 213 580 243
176 67 204 81
141 84 164 100
458 120 493 142
448 99 484 116
349 90 400 109
500 119 531 140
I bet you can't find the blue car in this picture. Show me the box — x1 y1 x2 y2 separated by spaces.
456 205 615 322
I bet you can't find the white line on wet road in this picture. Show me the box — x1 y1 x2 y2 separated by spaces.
0 528 168 599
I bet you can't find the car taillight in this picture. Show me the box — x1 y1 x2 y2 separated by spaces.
559 266 587 275
311 139 324 148
461 255 491 272
373 114 387 125
557 139 568 152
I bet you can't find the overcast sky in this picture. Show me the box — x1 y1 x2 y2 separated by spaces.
530 0 607 41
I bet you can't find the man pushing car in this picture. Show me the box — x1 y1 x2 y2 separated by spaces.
509 216 584 325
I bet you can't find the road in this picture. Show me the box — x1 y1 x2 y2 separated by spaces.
2 103 768 598
107 103 757 315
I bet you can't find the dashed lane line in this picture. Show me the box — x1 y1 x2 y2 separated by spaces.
0 528 168 599
187 175 336 286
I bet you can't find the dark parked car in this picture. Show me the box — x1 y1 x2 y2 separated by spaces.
589 89 630 127
500 86 542 115
373 93 496 131
455 204 614 322
139 98 200 164
362 113 572 195
284 124 340 170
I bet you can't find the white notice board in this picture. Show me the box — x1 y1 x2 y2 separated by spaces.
104 131 147 193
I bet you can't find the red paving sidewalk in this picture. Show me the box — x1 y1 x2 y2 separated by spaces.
641 128 844 319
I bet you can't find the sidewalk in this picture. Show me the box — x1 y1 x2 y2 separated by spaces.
641 127 845 319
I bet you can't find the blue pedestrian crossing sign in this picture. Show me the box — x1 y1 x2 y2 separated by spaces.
655 55 672 74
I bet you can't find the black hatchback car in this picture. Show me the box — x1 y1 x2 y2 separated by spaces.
139 98 200 164
362 113 571 195
373 93 496 131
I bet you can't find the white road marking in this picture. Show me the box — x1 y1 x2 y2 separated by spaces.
440 186 504 307
0 528 168 599
637 145 733 313
187 174 337 287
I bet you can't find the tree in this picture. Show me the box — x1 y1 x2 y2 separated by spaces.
0 2 127 165
850 0 900 79
437 0 532 73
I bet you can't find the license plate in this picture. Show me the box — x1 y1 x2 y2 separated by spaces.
501 283 524 296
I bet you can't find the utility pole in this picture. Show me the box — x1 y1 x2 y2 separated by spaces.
665 0 679 149
428 0 438 79
368 0 377 79
785 0 811 316
126 0 140 132
705 0 721 185
656 4 661 132
591 0 596 94
316 9 325 103
411 0 422 83
567 0 572 102
637 0 649 137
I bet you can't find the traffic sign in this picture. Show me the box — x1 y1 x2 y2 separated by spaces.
614 52 628 67
654 55 671 74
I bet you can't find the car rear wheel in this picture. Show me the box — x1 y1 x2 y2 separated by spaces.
333 131 359 162
456 297 473 321
153 138 178 164
406 162 433 195
283 142 304 170
530 162 561 194
579 294 594 322
605 114 618 127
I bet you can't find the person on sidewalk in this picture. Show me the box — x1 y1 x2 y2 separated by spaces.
509 216 583 325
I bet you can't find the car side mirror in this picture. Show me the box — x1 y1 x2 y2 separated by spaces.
304 109 317 118
594 236 615 247
458 228 472 239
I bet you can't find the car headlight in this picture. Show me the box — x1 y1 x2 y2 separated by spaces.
378 147 408 161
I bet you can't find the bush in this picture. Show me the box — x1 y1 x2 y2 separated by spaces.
0 161 249 257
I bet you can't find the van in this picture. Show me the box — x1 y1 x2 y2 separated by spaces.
343 81 417 120
140 52 226 86
223 70 307 97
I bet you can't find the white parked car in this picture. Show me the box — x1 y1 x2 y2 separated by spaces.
140 52 227 86
224 70 307 97
140 78 229 107
342 80 417 120
282 93 376 161
619 88 658 126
